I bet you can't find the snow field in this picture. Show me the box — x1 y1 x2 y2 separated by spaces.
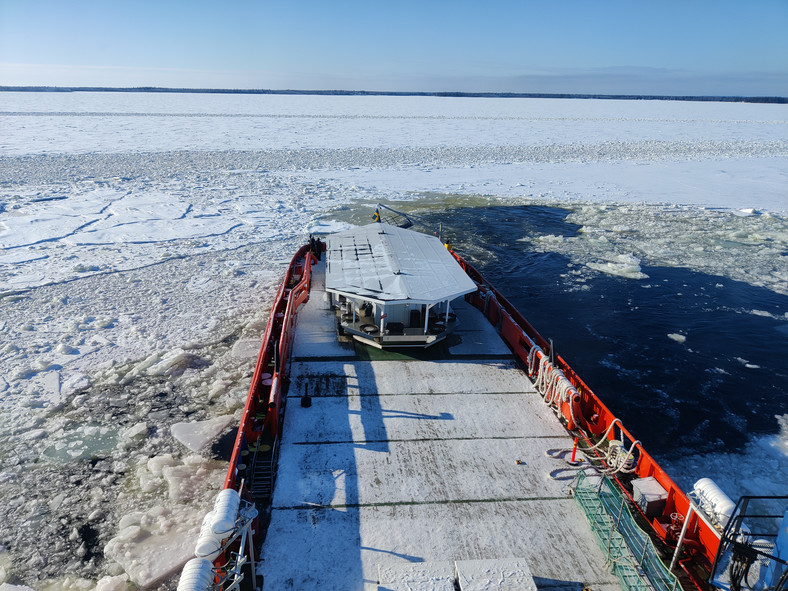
2 92 787 155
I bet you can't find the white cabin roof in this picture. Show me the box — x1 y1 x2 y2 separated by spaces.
325 223 477 304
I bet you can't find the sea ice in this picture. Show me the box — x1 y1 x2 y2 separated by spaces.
147 454 179 476
94 574 129 591
170 416 235 452
161 455 225 503
587 253 649 279
145 349 196 377
103 505 202 588
120 422 148 442
1 92 786 589
104 455 224 587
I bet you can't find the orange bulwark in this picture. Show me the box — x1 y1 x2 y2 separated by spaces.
453 252 721 586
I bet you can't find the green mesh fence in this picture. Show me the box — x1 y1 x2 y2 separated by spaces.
573 470 681 591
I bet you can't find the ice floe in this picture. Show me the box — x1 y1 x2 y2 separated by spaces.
171 416 235 453
587 253 649 279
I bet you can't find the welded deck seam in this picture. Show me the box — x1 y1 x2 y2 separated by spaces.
285 390 539 398
273 495 571 511
288 434 568 445
292 354 515 362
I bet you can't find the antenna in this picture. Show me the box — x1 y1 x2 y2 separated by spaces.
374 203 444 238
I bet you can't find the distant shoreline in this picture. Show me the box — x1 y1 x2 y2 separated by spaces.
1 86 786 104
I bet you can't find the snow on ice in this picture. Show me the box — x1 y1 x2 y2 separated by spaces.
0 92 787 589
171 416 235 453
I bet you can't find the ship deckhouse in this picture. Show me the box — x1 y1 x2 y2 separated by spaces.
325 223 477 348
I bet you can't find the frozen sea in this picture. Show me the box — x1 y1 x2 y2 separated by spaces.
0 91 787 589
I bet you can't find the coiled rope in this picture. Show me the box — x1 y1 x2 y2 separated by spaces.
602 439 641 475
530 349 582 431
529 346 640 477
526 345 542 377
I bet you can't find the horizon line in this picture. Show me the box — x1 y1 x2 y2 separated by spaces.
1 85 786 104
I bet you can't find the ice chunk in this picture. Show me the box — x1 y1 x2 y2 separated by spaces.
63 373 90 397
121 422 148 442
42 370 61 399
207 378 231 401
55 343 79 355
118 512 144 530
171 415 234 452
145 348 198 377
735 357 761 369
95 316 116 329
95 574 129 591
11 360 51 381
587 254 648 279
107 456 225 583
104 505 202 588
132 351 164 373
161 455 225 502
667 333 686 344
230 338 261 359
21 428 47 441
535 233 565 244
48 493 67 512
750 309 782 320
147 454 178 477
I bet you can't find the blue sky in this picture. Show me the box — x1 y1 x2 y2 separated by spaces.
1 0 787 95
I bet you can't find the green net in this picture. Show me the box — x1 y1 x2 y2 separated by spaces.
573 470 681 591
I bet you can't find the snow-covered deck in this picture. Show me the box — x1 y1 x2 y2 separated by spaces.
259 260 621 591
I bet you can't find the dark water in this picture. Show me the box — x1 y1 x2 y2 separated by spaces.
415 204 788 459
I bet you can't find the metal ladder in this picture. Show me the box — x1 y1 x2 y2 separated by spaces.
249 437 278 503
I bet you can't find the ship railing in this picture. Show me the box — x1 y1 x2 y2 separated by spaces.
177 488 260 591
201 240 314 586
223 244 314 492
451 251 721 584
573 470 682 591
263 250 312 439
176 241 318 590
709 495 788 590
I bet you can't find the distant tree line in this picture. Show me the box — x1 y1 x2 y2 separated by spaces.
0 86 785 104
